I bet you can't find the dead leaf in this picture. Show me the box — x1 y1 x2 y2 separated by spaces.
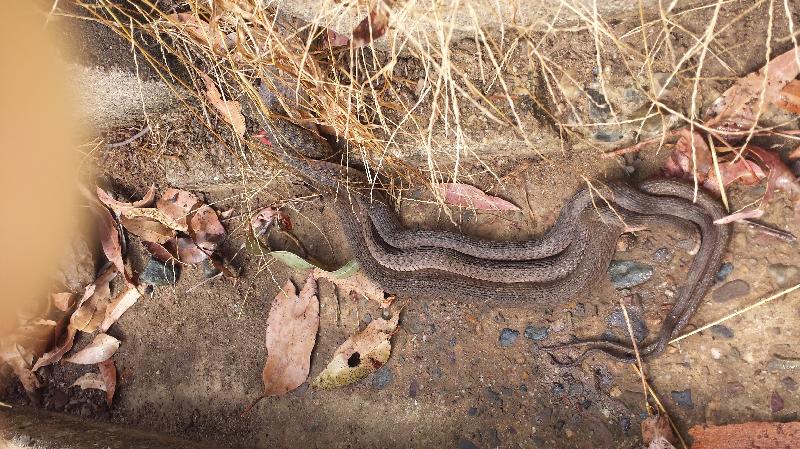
96 185 156 215
170 13 232 54
313 266 384 302
176 237 208 263
689 421 800 449
100 283 142 332
64 333 120 365
71 266 117 333
52 292 75 312
326 28 350 48
95 202 125 275
244 274 319 413
776 79 800 114
144 241 178 263
705 47 800 131
311 309 399 390
120 215 176 244
31 325 77 371
0 342 40 397
190 204 226 252
435 183 520 211
714 208 764 224
122 208 188 233
352 2 390 48
663 128 713 181
156 188 200 229
251 206 292 237
71 359 116 406
199 72 246 137
642 415 677 449
790 144 800 159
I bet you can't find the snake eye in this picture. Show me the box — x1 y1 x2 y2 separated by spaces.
347 352 361 367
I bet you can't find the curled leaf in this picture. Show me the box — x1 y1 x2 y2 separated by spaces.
251 207 291 236
99 283 142 332
642 414 677 449
436 183 520 211
714 208 764 224
156 188 201 229
144 241 178 263
64 333 120 365
311 309 399 390
31 325 77 371
244 274 319 413
96 185 156 215
72 359 116 406
122 208 187 233
52 292 75 312
352 2 390 48
71 266 117 333
95 202 125 275
120 215 176 244
0 342 40 397
199 72 246 137
190 204 225 252
776 79 800 114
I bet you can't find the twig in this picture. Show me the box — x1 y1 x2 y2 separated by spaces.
107 125 151 148
631 365 689 449
670 283 800 344
742 220 797 242
0 400 11 408
619 299 651 414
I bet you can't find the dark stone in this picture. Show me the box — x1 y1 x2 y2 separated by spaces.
498 328 519 347
371 366 393 390
467 407 479 417
427 366 443 379
712 279 750 303
710 324 734 339
524 324 549 341
551 383 565 397
608 260 654 289
671 389 693 409
716 262 734 282
781 377 797 391
140 257 179 285
581 399 592 409
457 439 480 449
519 384 528 393
771 392 785 413
607 308 648 342
618 416 632 434
482 428 500 447
485 388 503 406
768 264 800 288
567 382 584 397
653 248 672 263
449 337 457 347
409 379 419 398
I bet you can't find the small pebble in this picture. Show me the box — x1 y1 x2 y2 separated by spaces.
768 264 800 288
551 383 565 397
715 262 734 282
140 257 179 285
498 328 519 347
371 366 393 390
607 308 648 342
457 439 480 449
524 325 550 341
781 377 797 391
653 248 672 263
467 407 479 416
618 416 632 433
485 388 503 406
710 324 734 339
771 391 785 413
712 279 750 303
408 379 419 398
568 382 584 397
607 260 654 289
710 348 722 359
671 389 693 409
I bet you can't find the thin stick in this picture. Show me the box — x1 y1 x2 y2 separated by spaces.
107 125 151 148
708 134 729 212
631 365 689 449
671 283 800 344
0 400 11 408
619 298 650 413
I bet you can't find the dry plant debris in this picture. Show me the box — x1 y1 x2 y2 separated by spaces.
641 415 677 449
72 359 116 406
436 183 521 211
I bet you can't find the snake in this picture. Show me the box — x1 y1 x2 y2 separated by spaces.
258 119 732 362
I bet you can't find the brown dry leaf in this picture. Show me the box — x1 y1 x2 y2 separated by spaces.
95 202 125 275
96 185 156 215
663 128 713 181
157 188 200 229
642 415 677 449
251 206 292 236
71 266 117 333
144 241 178 263
351 2 390 48
326 28 349 48
52 292 74 312
689 422 800 449
244 274 319 413
122 208 188 233
313 267 384 302
746 146 800 224
72 359 116 406
31 325 77 371
120 215 176 244
190 204 226 252
311 309 399 390
705 47 800 131
790 144 800 160
199 72 246 137
776 79 800 114
176 237 208 263
435 183 521 211
169 13 232 54
99 283 142 332
713 208 764 224
0 341 40 397
64 333 120 365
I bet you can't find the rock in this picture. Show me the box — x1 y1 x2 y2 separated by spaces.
498 328 519 347
485 388 503 406
467 407 479 416
653 248 672 263
371 366 393 390
524 324 550 341
427 366 443 379
781 377 797 391
715 262 734 282
671 389 693 409
767 358 800 371
457 439 480 449
551 383 565 397
712 279 750 303
710 324 734 339
408 379 419 398
768 264 800 288
771 392 785 413
481 428 500 447
140 257 179 285
618 416 632 433
607 308 648 342
710 348 722 359
607 260 653 289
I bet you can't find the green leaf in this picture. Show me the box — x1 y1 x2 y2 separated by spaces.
268 251 316 270
331 260 359 279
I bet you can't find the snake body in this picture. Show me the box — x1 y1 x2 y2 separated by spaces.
260 120 731 362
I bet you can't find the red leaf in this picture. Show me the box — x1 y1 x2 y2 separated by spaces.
435 183 520 211
352 3 390 48
776 79 800 114
156 188 201 229
99 283 142 332
99 359 117 406
327 29 350 47
96 185 156 214
95 202 125 275
189 204 226 252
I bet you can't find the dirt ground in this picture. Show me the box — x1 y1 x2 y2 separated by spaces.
3 2 800 448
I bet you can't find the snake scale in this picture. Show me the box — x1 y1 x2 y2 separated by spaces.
259 119 732 363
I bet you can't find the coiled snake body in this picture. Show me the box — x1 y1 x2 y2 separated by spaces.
261 121 731 362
